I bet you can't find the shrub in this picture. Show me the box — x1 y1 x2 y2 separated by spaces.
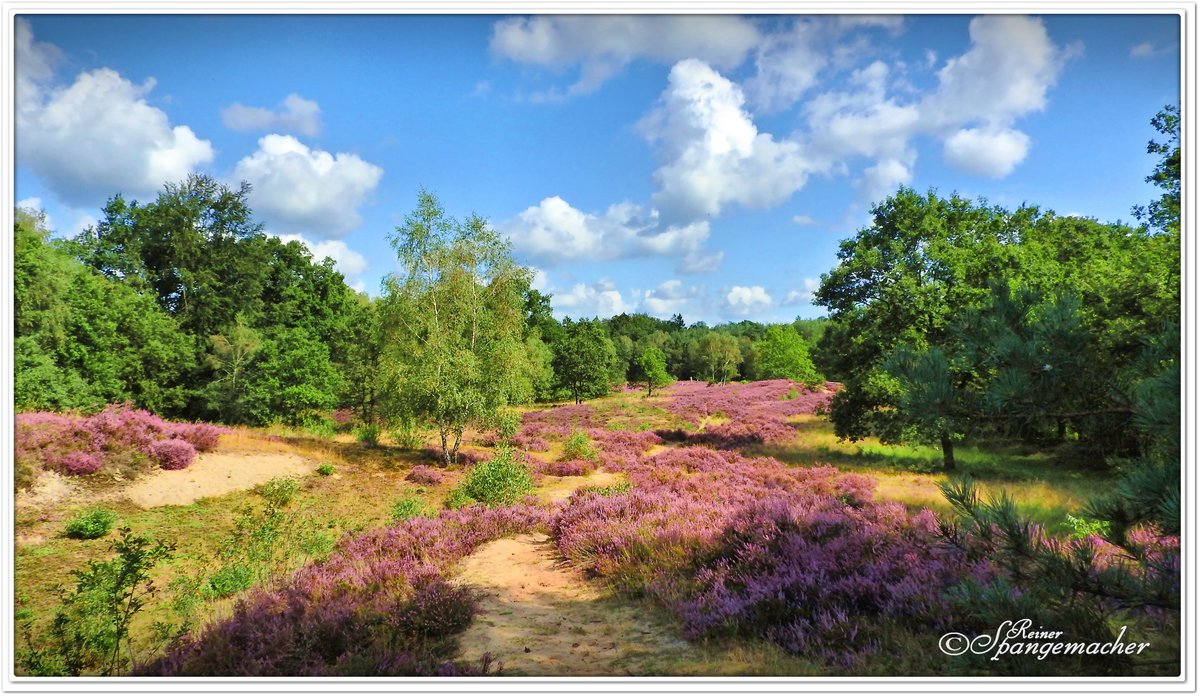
561 430 599 462
390 416 426 450
19 528 173 676
65 509 118 540
443 487 476 510
316 463 335 476
391 496 428 521
451 449 534 507
59 451 103 476
150 439 196 471
257 478 300 508
204 564 254 599
406 465 446 486
170 423 223 452
355 424 381 447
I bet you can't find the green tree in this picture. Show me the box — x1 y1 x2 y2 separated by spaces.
814 189 1023 448
381 190 532 465
1132 104 1180 236
553 319 620 404
753 324 821 386
633 347 671 396
697 331 743 384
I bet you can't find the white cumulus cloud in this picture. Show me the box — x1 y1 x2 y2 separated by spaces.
782 278 822 306
725 286 774 317
490 15 760 97
275 233 369 282
554 279 631 318
15 20 214 208
641 59 814 222
221 93 322 137
942 127 1031 178
923 15 1073 130
502 195 722 274
233 135 383 239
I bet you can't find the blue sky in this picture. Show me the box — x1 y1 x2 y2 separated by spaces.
14 12 1180 323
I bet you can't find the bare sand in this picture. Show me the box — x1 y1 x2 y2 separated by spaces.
121 451 316 508
453 533 698 676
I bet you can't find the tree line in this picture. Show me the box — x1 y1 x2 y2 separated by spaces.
14 183 823 445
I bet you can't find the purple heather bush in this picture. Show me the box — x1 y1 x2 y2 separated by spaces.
551 445 986 665
59 451 104 476
150 439 197 470
15 405 227 480
141 505 550 676
405 465 448 486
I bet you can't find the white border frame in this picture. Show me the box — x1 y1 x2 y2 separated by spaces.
1 2 1194 693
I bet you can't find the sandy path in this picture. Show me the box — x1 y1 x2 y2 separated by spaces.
453 533 698 676
121 452 316 508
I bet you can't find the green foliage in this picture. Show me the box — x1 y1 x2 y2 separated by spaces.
391 495 429 521
381 189 533 465
553 318 621 404
1132 104 1180 236
256 477 300 508
633 347 671 396
443 487 476 510
561 430 599 461
578 480 632 497
316 463 335 476
753 325 821 386
18 528 173 676
203 564 254 599
697 331 743 384
489 408 523 445
65 509 118 540
450 448 534 507
390 414 427 450
355 423 382 447
937 478 1177 675
1064 514 1111 539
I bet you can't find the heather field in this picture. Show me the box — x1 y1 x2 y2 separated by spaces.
12 380 1179 678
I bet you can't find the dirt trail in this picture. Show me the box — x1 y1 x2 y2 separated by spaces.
453 532 698 676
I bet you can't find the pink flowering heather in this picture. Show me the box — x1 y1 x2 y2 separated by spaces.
141 504 550 676
167 422 224 452
656 380 833 448
16 405 227 479
150 439 197 470
405 465 448 486
58 451 104 475
551 446 985 665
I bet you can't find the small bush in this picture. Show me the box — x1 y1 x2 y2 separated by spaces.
204 564 254 599
451 448 534 507
1065 513 1112 539
258 477 300 508
171 423 223 452
490 409 522 445
561 430 598 462
59 451 103 476
356 424 381 447
392 496 428 521
316 463 335 476
406 465 446 486
443 487 476 510
65 509 118 540
150 439 196 470
391 416 426 450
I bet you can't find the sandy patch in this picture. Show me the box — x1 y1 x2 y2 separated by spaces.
122 452 317 508
16 470 82 511
535 469 624 504
453 533 697 676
